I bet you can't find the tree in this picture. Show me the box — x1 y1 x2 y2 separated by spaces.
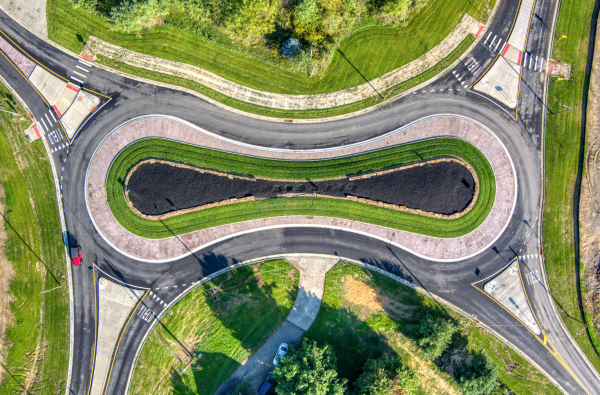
271 339 347 395
411 315 457 360
354 356 419 395
453 351 499 395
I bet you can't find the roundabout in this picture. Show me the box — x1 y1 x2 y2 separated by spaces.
86 114 515 262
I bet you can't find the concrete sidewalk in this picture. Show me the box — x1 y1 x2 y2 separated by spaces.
85 115 516 263
214 255 340 395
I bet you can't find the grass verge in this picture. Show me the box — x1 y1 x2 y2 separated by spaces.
105 137 496 239
47 0 492 95
93 35 474 120
543 0 600 372
128 259 299 395
0 87 69 392
301 263 561 394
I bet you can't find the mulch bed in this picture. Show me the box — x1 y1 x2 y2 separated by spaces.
127 161 475 216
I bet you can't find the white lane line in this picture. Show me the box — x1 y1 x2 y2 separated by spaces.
72 70 87 78
78 59 93 67
49 110 57 122
40 118 48 132
70 76 84 84
155 288 160 290
173 285 177 288
75 65 90 72
182 284 186 287
44 113 52 125
494 38 502 52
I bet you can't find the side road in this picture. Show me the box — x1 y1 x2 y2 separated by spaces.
81 15 481 111
214 255 340 395
85 115 516 263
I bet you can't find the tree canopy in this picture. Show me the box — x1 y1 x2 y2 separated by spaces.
412 314 458 360
271 339 347 395
354 356 419 395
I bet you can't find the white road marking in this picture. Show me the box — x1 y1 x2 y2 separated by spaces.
39 118 48 131
75 65 90 72
173 285 177 288
540 57 545 72
44 113 52 125
78 59 93 67
489 36 497 48
182 284 186 287
485 32 493 43
72 70 87 78
494 38 502 52
70 76 84 84
49 109 57 122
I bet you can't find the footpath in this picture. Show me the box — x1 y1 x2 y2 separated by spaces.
215 255 340 395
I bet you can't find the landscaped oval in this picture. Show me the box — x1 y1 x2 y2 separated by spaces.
107 137 496 239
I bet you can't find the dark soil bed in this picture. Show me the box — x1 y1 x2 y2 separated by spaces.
127 161 475 216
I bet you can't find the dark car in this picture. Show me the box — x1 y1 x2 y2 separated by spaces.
258 372 274 395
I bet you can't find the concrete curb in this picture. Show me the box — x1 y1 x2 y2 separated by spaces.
85 114 517 263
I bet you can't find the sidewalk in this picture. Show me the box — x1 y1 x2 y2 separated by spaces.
214 255 340 395
85 115 516 263
82 14 481 111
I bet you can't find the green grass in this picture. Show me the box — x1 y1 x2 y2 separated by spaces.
543 0 600 372
303 263 562 394
129 259 299 395
94 35 475 120
105 137 496 239
0 88 69 392
47 0 492 96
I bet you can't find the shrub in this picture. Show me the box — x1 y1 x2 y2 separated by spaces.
354 356 419 395
281 37 302 59
411 314 458 360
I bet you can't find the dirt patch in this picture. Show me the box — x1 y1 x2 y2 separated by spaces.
344 275 386 313
127 160 475 217
581 16 600 335
0 186 16 384
391 333 461 395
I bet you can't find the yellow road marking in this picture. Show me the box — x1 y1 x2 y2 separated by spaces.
102 289 149 395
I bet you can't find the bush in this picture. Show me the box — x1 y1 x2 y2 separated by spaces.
281 37 302 59
411 314 458 360
272 339 347 395
354 356 419 395
454 351 499 395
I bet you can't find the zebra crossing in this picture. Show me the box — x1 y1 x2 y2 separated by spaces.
137 304 155 323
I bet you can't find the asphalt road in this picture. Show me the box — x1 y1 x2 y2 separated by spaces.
0 0 597 393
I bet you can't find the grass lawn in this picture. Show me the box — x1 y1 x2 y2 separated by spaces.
298 263 561 395
94 35 474 120
0 86 69 392
47 0 493 96
129 259 299 395
106 137 496 239
543 0 600 372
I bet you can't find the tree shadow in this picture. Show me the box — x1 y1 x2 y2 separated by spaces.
264 23 294 50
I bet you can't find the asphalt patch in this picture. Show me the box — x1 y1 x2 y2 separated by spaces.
127 161 475 216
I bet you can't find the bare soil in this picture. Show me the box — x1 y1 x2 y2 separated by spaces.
127 161 475 216
581 19 600 334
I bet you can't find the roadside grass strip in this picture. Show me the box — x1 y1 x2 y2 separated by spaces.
47 0 493 95
106 137 495 240
92 36 474 120
0 87 68 393
543 0 600 371
129 259 299 395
